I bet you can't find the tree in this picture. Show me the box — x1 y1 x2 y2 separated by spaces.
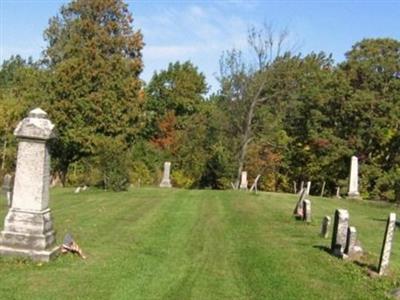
339 38 400 200
42 0 144 184
0 56 47 174
144 61 209 187
218 24 292 188
145 61 208 139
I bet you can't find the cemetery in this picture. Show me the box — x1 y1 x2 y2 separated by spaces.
1 0 400 299
1 180 400 298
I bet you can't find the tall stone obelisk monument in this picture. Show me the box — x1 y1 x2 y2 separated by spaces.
0 108 59 261
348 156 360 198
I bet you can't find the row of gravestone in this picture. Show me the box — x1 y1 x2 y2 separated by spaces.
68 148 361 195
293 191 396 276
294 155 360 198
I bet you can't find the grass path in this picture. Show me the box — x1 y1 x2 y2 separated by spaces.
0 188 399 299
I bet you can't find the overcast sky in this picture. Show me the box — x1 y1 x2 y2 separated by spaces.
1 0 400 93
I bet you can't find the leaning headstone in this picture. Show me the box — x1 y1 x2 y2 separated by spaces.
0 108 59 261
336 186 341 198
378 213 396 276
306 181 311 196
293 188 306 219
320 181 326 197
331 209 349 257
82 185 87 191
344 226 357 257
320 216 331 238
74 187 81 194
303 199 311 223
239 171 248 190
159 161 172 188
348 156 360 198
2 174 13 207
249 174 261 193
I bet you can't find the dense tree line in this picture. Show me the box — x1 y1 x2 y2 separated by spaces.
1 0 400 200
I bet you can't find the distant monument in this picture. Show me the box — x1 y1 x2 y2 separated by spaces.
159 161 172 188
0 108 59 261
239 171 248 190
348 156 360 198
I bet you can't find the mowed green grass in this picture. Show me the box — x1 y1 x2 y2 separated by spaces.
0 188 399 299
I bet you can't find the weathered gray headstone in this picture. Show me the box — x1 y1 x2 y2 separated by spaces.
348 156 360 198
344 226 357 257
320 216 331 238
2 174 13 207
0 108 59 261
159 161 172 188
303 199 311 223
331 209 349 257
306 181 311 196
293 188 306 219
239 171 248 190
378 213 396 275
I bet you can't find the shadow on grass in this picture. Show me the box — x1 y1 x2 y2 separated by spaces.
313 245 379 274
312 245 331 255
372 218 387 222
353 260 378 273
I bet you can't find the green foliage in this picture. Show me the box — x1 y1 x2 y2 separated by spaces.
42 0 144 183
1 5 400 202
146 61 208 117
95 137 131 191
171 169 194 188
0 56 47 175
130 161 153 186
144 60 208 140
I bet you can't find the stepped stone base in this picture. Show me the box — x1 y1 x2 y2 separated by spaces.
0 244 59 262
348 192 361 199
0 208 59 262
159 180 172 188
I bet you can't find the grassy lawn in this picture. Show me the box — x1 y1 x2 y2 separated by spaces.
0 187 399 299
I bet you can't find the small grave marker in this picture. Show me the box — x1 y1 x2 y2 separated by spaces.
160 161 172 188
378 213 396 275
331 209 349 257
320 216 331 238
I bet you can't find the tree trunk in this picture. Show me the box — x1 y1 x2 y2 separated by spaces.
235 86 264 188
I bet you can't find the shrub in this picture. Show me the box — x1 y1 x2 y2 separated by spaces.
95 137 131 192
171 169 194 189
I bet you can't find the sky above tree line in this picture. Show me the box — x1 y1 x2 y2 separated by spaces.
1 0 400 93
